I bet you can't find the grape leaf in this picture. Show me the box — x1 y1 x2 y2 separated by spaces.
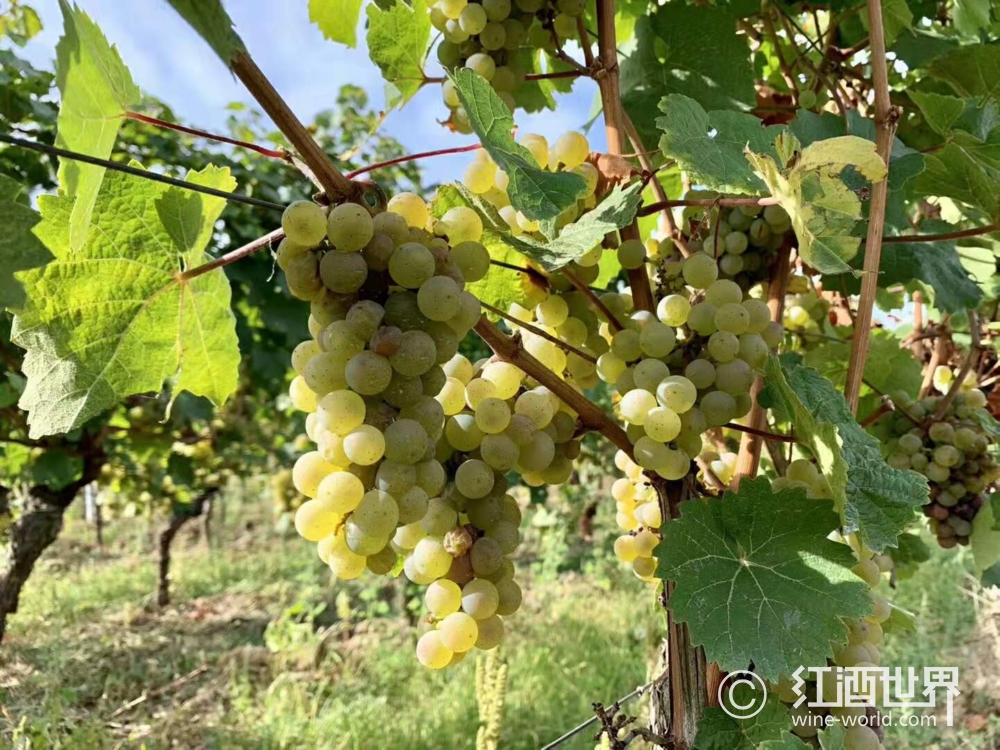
656 95 786 195
656 477 871 681
622 5 756 148
971 497 1000 574
881 602 917 634
746 134 887 275
29 449 82 491
762 355 929 552
366 0 431 108
802 329 923 399
693 687 791 750
930 45 1000 103
55 0 141 252
891 29 960 69
817 722 847 750
0 175 53 311
909 91 966 135
760 737 811 750
11 164 240 438
451 69 586 222
860 0 911 46
910 129 1000 220
164 0 246 65
831 237 984 313
309 0 364 48
953 0 993 36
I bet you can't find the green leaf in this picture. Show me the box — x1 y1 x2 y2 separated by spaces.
762 355 929 552
451 69 586 222
953 0 993 36
0 175 54 311
366 0 431 108
657 94 786 195
505 183 644 270
802 329 923 398
656 477 871 680
832 238 984 314
930 45 1000 102
694 688 791 750
12 164 240 438
30 449 82 491
971 496 1000 574
164 0 246 65
910 129 1000 220
622 5 755 148
309 0 363 47
817 721 847 750
910 91 966 135
860 0 911 46
881 602 918 634
886 532 932 579
746 135 887 274
55 0 141 251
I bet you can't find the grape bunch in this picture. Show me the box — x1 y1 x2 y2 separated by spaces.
433 0 587 127
279 192 588 669
783 279 832 337
652 201 791 296
884 383 997 548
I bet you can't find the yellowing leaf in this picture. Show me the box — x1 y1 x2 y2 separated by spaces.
309 0 364 48
12 165 240 438
746 135 887 275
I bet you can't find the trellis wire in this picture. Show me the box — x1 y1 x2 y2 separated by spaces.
540 681 652 749
0 133 287 213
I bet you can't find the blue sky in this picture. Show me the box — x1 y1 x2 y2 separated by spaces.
17 0 605 186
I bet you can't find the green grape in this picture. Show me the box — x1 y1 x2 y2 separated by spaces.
480 434 520 471
345 300 385 341
494 578 521 616
633 358 670 392
319 251 367 294
417 276 461 322
611 329 642 362
415 630 452 669
682 253 718 289
552 11 576 36
377 460 417 497
843 726 880 750
646 406 681 442
389 243 436 289
737 333 768 368
293 451 336 498
516 431 555 472
639 322 676 357
465 51 496 80
928 421 954 443
483 0 511 20
657 294 690 326
387 192 429 229
597 352 627 383
284 252 323 300
467 492 504 529
426 579 462 617
632 437 667 471
440 206 484 244
515 390 554 428
479 21 507 49
390 330 437 376
657 376 697 413
723 231 748 255
384 419 430 465
620 389 657 425
714 303 750 334
742 299 771 333
446 413 486 451
294 499 341 542
656 447 690 481
481 361 523 399
684 359 716 389
326 203 373 252
470 537 504 577
502 18 527 48
451 241 490 282
456 458 495 499
439 611 478 652
345 351 393 395
476 397 512 434
708 331 739 362
343 424 387 465
705 279 743 307
715 359 754 395
461 579 499 619
718 254 743 276
688 302 718 336
372 211 409 245
486 519 520 553
282 200 327 246
317 390 366 435
761 321 783 348
458 2 487 33
504 414 535 446
618 241 647 270
701 390 736 427
352 489 399 539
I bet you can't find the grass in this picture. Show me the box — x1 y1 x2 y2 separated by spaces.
0 500 997 749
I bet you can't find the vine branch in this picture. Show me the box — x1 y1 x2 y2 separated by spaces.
180 228 285 281
122 112 291 160
473 316 633 458
479 301 597 363
932 310 982 419
562 267 625 332
843 0 898 414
